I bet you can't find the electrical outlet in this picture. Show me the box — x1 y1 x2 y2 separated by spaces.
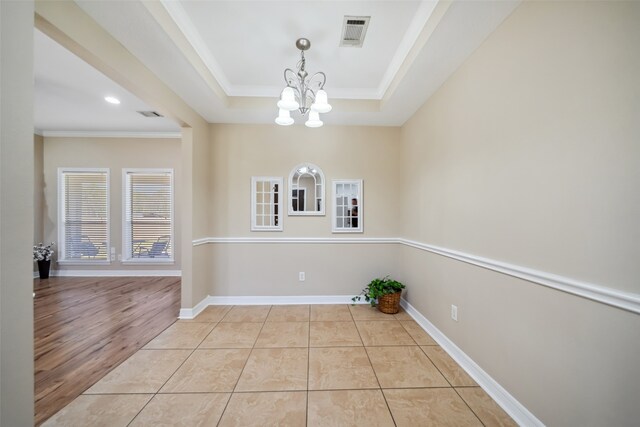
117 254 122 261
299 272 306 282
451 304 458 322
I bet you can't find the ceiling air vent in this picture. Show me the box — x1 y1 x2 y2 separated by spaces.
340 16 370 48
137 111 164 118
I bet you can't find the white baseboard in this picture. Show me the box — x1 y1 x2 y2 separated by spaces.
179 295 211 319
208 295 361 305
400 299 543 427
178 294 364 319
48 270 182 277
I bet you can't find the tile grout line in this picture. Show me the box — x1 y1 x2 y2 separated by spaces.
81 385 471 396
397 318 438 346
417 345 487 427
350 305 398 427
215 305 273 427
125 315 222 426
451 385 487 427
79 316 181 402
132 306 228 426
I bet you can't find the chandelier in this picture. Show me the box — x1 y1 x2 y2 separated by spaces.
275 38 332 128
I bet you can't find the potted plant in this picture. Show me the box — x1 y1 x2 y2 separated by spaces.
33 242 55 279
352 276 406 314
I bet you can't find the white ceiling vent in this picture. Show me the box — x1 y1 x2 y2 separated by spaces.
137 111 164 118
340 16 371 48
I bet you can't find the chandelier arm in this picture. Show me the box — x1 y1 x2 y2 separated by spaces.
306 71 327 93
283 68 298 87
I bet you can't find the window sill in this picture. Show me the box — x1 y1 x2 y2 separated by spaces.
121 259 175 265
57 260 111 266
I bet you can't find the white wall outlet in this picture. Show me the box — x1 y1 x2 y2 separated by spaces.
117 254 122 261
299 272 306 282
451 304 458 321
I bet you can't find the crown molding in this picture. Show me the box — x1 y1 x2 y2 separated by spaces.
378 0 444 99
158 0 232 95
40 131 182 139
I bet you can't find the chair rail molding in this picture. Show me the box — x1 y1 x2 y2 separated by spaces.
193 236 640 314
192 236 398 245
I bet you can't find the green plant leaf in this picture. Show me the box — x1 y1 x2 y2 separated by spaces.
351 275 405 306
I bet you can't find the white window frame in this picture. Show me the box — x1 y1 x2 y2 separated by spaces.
251 176 283 232
121 168 175 264
332 179 363 233
57 167 111 265
288 163 326 216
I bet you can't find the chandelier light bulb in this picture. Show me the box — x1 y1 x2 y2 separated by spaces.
305 110 323 128
275 108 294 126
277 87 299 111
311 90 332 113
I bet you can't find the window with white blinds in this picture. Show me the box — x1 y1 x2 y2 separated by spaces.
123 169 174 262
59 169 110 262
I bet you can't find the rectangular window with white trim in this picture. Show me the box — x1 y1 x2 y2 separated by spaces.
58 168 110 263
123 169 174 263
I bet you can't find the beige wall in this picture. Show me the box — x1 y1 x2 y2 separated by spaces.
0 1 35 424
42 137 182 271
399 1 640 425
210 124 401 238
210 243 400 297
208 123 401 296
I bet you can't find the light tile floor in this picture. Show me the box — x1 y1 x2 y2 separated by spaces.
43 304 518 427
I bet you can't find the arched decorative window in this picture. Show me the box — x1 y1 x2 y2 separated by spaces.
288 163 325 216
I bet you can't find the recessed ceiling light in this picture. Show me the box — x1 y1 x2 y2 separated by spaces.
104 96 120 105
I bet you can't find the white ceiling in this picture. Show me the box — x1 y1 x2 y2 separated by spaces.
35 0 521 133
172 0 426 98
34 29 181 135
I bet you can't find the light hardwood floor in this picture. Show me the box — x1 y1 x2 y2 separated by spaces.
34 276 180 426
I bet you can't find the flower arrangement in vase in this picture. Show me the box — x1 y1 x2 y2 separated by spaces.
33 242 55 279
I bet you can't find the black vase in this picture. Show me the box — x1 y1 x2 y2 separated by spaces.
38 260 51 279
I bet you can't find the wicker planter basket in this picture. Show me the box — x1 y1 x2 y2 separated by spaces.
377 291 402 314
